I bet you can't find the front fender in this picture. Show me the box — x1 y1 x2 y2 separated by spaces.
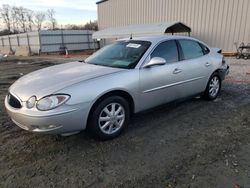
57 69 140 110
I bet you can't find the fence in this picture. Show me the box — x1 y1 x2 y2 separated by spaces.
0 30 97 54
0 31 39 54
39 30 97 53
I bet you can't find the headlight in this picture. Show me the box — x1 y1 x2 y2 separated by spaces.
36 94 70 111
26 96 36 109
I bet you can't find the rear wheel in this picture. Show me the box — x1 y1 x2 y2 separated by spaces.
203 73 221 100
88 96 130 140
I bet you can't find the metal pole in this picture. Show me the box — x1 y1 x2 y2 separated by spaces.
38 31 42 55
2 38 4 47
61 29 64 47
87 30 90 49
17 35 20 46
8 35 12 52
27 33 31 54
93 39 96 51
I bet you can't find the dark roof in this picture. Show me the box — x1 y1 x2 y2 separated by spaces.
96 0 109 4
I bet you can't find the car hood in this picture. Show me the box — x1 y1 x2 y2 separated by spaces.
9 61 124 101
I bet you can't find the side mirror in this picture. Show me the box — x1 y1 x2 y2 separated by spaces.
144 57 166 68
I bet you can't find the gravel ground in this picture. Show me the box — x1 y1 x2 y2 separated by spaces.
0 57 250 188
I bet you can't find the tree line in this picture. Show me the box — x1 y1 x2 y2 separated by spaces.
0 4 56 35
0 4 98 36
65 20 98 31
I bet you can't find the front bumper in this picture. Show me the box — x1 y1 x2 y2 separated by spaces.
5 96 91 134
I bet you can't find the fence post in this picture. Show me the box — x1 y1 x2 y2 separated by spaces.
27 33 31 54
38 31 42 55
8 35 12 52
93 39 96 51
61 29 64 48
87 30 90 49
17 35 20 46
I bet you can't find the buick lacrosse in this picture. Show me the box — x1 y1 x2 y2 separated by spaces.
5 35 229 140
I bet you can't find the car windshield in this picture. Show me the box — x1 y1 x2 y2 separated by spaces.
85 40 151 69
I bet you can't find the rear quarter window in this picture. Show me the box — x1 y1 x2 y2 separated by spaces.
199 43 210 55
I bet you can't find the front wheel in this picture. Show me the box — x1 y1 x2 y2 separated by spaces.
88 96 130 140
203 73 221 100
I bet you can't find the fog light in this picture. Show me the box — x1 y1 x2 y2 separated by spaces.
32 124 61 131
39 124 61 130
26 96 36 109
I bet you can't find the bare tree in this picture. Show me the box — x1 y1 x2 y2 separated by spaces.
83 20 98 31
65 24 84 30
47 8 57 30
11 6 19 32
34 11 46 31
26 10 34 31
16 7 28 32
0 4 11 32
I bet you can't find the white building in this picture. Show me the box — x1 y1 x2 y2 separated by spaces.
96 0 250 52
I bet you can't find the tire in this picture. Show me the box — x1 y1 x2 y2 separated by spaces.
203 73 221 100
88 96 130 140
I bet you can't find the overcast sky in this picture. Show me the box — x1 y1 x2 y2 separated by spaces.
0 0 97 25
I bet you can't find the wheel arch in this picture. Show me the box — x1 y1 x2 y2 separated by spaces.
86 90 135 127
212 69 224 81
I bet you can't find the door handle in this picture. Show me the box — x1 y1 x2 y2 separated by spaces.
173 68 182 74
205 62 211 67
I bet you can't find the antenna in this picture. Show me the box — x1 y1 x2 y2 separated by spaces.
130 33 133 40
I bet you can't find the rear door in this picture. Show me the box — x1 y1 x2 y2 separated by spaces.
173 39 213 98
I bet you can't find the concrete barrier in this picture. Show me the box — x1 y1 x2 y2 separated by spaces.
15 46 30 56
0 47 11 55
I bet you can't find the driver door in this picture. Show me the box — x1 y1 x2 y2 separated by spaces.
139 40 181 111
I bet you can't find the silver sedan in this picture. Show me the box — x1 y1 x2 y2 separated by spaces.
5 35 229 140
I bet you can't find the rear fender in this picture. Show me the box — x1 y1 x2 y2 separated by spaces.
211 47 222 54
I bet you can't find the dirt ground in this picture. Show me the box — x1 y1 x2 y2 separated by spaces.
0 56 250 188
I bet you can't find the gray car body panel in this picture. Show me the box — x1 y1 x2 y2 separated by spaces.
9 62 125 101
5 35 228 134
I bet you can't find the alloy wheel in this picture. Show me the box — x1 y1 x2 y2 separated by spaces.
209 76 220 98
98 103 125 135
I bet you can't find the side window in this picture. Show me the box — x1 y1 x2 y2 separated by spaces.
151 40 179 63
178 39 204 60
199 43 210 55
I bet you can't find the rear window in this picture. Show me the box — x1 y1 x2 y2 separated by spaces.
178 39 204 60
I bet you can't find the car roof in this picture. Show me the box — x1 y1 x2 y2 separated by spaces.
119 35 200 44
